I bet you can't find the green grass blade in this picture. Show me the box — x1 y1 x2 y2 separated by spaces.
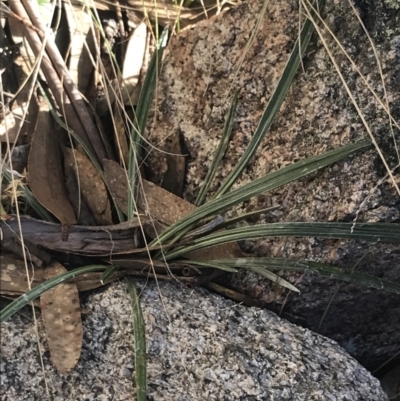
100 265 118 284
126 278 147 401
179 259 298 291
195 91 239 206
127 28 169 219
244 265 299 292
220 206 279 228
213 257 400 294
175 260 239 273
152 140 371 246
214 0 326 198
135 28 169 140
0 265 109 323
164 222 400 259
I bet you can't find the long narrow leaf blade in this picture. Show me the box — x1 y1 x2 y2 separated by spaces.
153 140 371 246
183 259 299 291
100 265 118 284
0 265 109 323
195 91 239 206
126 278 147 401
213 257 400 294
128 28 169 219
245 265 299 293
165 222 400 259
175 259 239 273
135 28 169 136
214 0 326 197
220 206 279 228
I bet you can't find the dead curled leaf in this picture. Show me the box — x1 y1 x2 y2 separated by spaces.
40 261 83 374
63 147 112 225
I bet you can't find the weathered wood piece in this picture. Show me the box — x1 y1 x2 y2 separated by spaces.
1 216 145 256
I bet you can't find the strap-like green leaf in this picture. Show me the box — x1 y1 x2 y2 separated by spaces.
153 140 371 246
212 257 400 294
100 265 118 284
195 91 238 206
128 28 169 219
0 265 109 323
165 222 400 259
174 259 239 273
214 0 326 198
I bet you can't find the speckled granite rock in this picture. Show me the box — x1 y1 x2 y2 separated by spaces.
0 281 389 400
145 0 400 370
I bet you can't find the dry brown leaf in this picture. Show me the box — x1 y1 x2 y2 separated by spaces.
139 179 197 225
28 98 77 226
109 257 182 274
103 158 129 214
40 261 83 374
0 254 44 294
103 159 243 260
0 255 124 295
63 147 112 225
64 154 97 226
104 158 196 225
